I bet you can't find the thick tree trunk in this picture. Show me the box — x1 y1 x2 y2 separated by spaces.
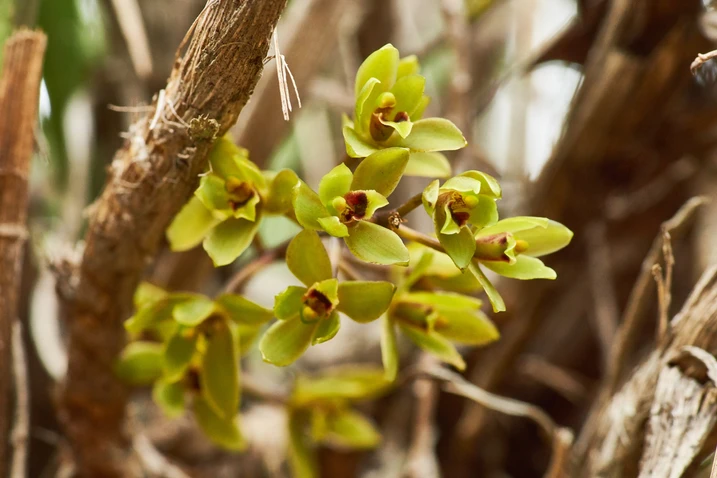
55 1 287 476
443 0 717 475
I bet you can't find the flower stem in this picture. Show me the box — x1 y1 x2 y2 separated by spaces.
395 225 445 255
395 192 424 218
221 239 290 294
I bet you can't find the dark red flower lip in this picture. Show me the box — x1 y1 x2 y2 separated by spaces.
340 191 369 223
302 288 334 317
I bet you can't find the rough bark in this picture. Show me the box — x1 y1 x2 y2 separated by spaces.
55 1 287 476
0 29 46 477
577 267 717 477
443 0 716 475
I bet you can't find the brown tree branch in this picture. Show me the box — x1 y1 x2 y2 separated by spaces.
576 266 717 477
55 1 287 476
10 323 29 478
0 29 46 477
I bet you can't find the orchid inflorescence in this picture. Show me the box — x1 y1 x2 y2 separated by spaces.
116 44 573 469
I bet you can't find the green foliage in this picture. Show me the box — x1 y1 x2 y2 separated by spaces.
122 43 575 457
422 171 502 270
38 0 105 190
167 137 300 266
380 251 500 371
114 342 163 386
292 150 410 265
118 282 271 449
287 367 388 477
343 44 466 177
259 231 396 366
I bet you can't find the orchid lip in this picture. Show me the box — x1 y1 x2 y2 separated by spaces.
339 191 369 223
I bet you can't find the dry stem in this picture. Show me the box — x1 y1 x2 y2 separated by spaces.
0 29 46 477
55 2 287 475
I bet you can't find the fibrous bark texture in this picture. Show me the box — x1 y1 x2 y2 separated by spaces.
0 29 47 477
579 267 717 477
55 1 287 476
443 0 717 475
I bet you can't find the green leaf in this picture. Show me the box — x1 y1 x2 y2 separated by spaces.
350 148 410 197
479 217 573 257
313 278 339 305
208 136 247 178
133 282 168 309
193 397 244 451
354 43 399 97
397 55 420 78
403 291 481 311
401 250 435 292
438 227 476 270
422 179 440 214
167 197 220 251
312 311 341 345
478 216 547 237
234 323 261 354
293 182 330 230
399 324 465 370
275 286 308 320
470 196 499 228
428 272 482 294
381 316 399 382
287 230 332 286
323 409 381 449
259 318 318 366
337 281 395 323
317 216 350 237
397 118 467 152
115 342 163 385
482 255 557 280
345 221 409 266
390 74 425 119
173 296 215 327
361 190 390 219
442 175 483 195
163 329 198 382
438 202 462 235
379 117 413 139
125 296 186 335
468 262 505 313
405 152 452 177
152 379 185 418
124 298 175 334
319 164 353 206
234 156 267 191
195 174 232 219
292 366 390 405
310 408 329 442
436 309 499 346
289 411 318 478
412 95 430 120
458 171 502 199
203 217 259 266
215 294 273 326
343 126 379 158
201 321 240 419
354 78 382 136
265 169 300 214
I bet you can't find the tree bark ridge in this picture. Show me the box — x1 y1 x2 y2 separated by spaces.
55 1 287 476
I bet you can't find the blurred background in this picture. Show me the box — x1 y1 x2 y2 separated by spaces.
5 0 717 476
